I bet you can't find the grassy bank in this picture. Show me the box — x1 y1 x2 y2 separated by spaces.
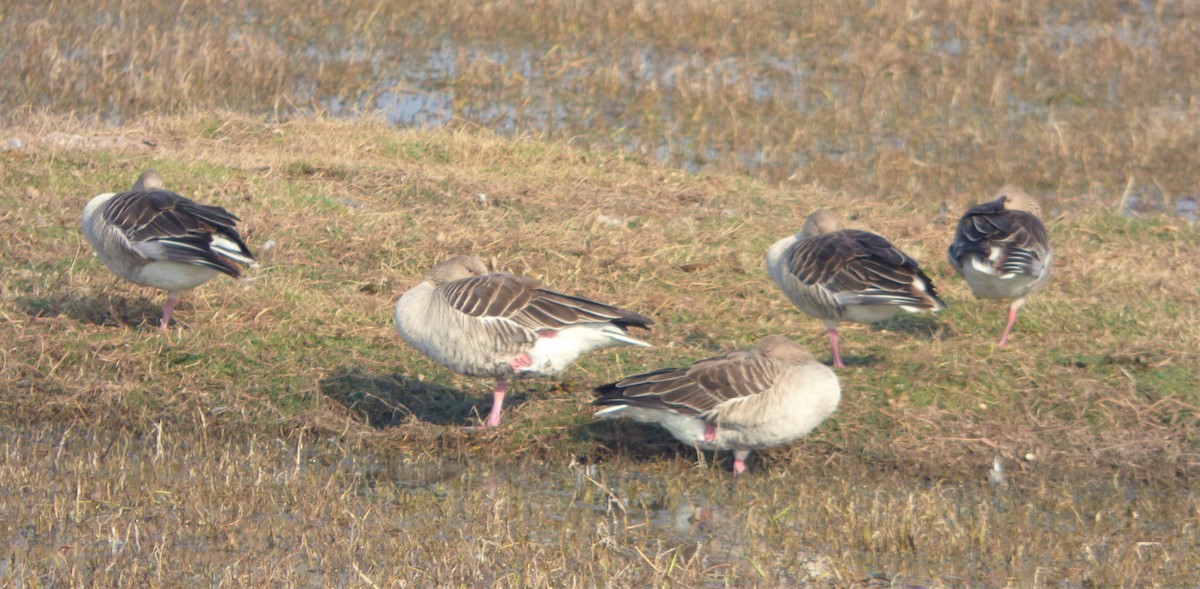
1 114 1198 585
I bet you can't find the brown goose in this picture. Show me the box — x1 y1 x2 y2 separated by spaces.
81 170 255 331
765 209 945 368
593 336 840 474
394 255 653 427
948 186 1053 347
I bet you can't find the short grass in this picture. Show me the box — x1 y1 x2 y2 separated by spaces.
1 113 1197 586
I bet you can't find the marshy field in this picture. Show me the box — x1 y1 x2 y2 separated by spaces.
2 0 1199 586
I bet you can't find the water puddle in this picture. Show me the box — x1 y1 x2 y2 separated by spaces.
1 422 1193 585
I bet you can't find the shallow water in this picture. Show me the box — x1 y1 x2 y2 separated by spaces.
4 0 1198 215
1 422 1194 586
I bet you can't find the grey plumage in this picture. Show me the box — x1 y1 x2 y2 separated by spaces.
81 170 255 330
948 186 1053 347
394 255 652 427
594 336 840 474
766 209 945 367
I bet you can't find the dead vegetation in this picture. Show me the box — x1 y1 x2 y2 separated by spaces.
2 0 1200 585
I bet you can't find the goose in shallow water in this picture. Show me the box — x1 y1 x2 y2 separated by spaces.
81 170 255 331
765 209 946 368
593 336 840 474
394 255 653 427
948 186 1053 347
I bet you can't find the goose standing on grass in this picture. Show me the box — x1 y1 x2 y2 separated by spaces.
81 170 255 331
593 336 840 475
765 209 946 368
948 186 1052 347
394 255 653 428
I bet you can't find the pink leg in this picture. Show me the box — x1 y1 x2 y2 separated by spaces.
998 304 1020 348
484 381 507 427
827 327 845 368
159 292 179 332
704 422 716 443
732 450 749 475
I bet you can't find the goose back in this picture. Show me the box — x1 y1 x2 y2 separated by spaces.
948 192 1052 300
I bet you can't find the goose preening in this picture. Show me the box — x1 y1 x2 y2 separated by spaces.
80 170 255 331
593 336 840 474
765 209 946 368
948 186 1052 347
394 255 653 427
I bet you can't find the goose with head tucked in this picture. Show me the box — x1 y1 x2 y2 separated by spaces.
81 170 255 331
394 255 653 427
948 186 1052 347
765 209 946 368
593 336 840 474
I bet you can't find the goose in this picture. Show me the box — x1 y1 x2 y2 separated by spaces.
948 186 1052 347
765 209 946 368
81 170 255 331
394 255 653 427
593 336 840 474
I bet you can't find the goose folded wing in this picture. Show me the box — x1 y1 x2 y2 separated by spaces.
594 351 781 418
790 231 934 307
949 200 1015 264
106 190 252 276
994 220 1051 277
951 206 1049 276
440 272 652 332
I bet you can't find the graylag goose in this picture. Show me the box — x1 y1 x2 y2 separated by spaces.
948 186 1052 347
593 336 839 474
81 170 255 331
394 255 653 427
765 209 946 368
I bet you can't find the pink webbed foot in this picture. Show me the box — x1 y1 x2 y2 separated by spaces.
704 422 717 443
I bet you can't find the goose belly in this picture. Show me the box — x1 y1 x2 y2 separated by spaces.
132 261 221 291
393 286 517 378
840 304 902 324
524 324 634 375
595 406 718 450
961 259 1038 299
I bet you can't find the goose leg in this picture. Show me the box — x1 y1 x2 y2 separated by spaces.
827 327 845 368
998 298 1026 348
484 380 507 427
704 422 716 443
160 292 179 332
733 450 750 475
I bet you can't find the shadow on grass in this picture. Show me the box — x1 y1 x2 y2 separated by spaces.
870 313 948 338
579 418 702 465
14 290 161 328
319 366 529 428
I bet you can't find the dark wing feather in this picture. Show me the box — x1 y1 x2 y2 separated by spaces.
787 229 943 308
593 350 782 417
104 189 253 276
438 273 540 318
949 197 1050 276
440 273 653 330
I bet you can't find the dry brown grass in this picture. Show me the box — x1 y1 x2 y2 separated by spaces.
2 0 1200 583
1 112 1198 586
3 0 1199 203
